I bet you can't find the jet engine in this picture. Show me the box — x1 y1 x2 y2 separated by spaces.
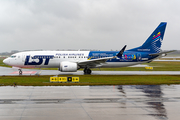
60 61 78 72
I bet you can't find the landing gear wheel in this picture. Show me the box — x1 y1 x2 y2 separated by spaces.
18 69 22 75
87 69 91 74
84 68 92 74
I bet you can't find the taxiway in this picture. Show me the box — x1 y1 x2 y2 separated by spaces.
0 66 180 76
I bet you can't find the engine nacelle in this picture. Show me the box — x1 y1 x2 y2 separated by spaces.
60 61 78 72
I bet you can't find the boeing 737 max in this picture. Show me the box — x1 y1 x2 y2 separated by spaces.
3 22 173 75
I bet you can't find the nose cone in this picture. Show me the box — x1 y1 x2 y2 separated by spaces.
3 59 9 65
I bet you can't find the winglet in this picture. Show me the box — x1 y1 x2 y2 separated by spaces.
116 45 127 57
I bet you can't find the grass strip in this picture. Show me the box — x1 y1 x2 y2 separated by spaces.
0 75 180 86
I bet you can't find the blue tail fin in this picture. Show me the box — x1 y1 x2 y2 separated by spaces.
128 22 167 53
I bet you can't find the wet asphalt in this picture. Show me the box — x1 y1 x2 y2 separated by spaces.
0 85 180 120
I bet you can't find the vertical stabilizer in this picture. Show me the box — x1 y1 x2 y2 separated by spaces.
128 22 167 53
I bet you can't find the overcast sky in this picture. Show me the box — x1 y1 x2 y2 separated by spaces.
0 0 180 52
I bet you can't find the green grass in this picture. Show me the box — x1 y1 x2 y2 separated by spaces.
1 75 180 86
0 58 10 67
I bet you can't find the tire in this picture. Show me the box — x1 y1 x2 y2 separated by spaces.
87 69 91 74
19 69 22 75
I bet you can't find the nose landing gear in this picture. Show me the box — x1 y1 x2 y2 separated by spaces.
18 69 22 75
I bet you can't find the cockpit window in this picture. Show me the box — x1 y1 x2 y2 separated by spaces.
10 55 16 58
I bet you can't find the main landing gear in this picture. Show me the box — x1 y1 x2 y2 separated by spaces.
83 68 92 74
18 69 22 75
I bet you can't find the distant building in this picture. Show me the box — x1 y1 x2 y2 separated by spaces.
11 50 19 54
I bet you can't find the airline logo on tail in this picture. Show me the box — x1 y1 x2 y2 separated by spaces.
153 32 161 40
151 31 162 53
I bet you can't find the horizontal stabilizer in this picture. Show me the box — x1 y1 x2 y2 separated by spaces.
149 50 176 56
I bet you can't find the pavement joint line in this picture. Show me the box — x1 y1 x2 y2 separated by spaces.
19 88 34 120
70 87 93 120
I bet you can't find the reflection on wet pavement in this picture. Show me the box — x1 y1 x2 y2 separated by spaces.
133 85 167 120
0 85 180 120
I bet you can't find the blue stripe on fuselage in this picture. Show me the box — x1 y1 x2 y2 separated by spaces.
88 51 157 62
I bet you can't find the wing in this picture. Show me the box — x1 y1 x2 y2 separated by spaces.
78 45 127 68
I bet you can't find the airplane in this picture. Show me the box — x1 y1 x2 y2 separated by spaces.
3 22 173 75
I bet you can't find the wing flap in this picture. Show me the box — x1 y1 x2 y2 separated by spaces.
78 56 115 67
